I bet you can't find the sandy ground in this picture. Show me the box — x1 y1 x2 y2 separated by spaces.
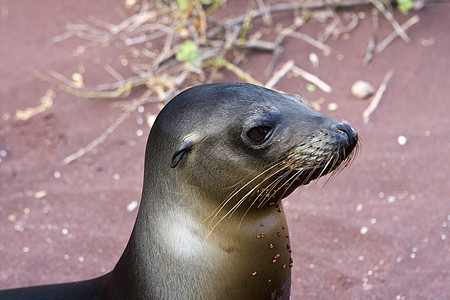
0 1 449 299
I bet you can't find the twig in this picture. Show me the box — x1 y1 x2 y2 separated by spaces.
264 34 285 75
35 70 136 98
223 0 372 29
121 31 166 46
341 12 359 34
224 61 263 86
362 35 377 65
369 0 410 42
318 17 340 43
371 7 379 29
362 70 394 124
63 91 157 165
237 39 279 51
205 0 228 16
97 75 150 92
291 65 332 93
265 60 294 89
256 0 272 26
104 64 125 82
376 15 420 53
153 30 174 68
281 28 332 54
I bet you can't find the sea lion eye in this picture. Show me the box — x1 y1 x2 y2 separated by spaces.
247 125 273 145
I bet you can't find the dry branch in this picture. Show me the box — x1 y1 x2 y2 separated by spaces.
35 0 426 164
63 90 165 165
370 0 410 42
291 65 332 93
362 35 377 65
376 15 420 53
265 60 295 89
362 70 394 124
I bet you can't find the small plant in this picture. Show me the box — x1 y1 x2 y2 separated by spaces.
397 0 414 14
176 40 202 70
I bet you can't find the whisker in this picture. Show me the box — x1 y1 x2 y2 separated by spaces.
205 131 359 237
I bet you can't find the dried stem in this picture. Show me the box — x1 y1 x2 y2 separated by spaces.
362 70 394 124
376 15 420 53
369 0 410 42
265 60 295 89
291 65 332 93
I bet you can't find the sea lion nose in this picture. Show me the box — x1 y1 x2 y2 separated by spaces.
333 122 358 146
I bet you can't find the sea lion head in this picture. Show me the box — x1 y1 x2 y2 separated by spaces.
147 82 358 215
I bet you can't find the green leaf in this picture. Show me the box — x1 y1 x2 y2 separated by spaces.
176 40 196 61
397 0 414 14
176 0 189 11
176 40 202 69
306 83 317 92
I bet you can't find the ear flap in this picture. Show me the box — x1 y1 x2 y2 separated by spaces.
170 137 195 168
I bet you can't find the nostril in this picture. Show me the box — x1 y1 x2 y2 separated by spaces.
334 123 358 144
336 123 351 137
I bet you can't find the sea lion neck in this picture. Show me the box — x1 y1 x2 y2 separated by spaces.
111 161 292 299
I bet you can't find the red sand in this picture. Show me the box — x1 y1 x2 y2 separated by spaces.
0 1 448 298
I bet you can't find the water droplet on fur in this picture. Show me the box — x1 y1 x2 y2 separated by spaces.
127 201 138 212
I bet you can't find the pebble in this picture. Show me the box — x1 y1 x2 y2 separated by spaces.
309 52 319 68
327 103 338 111
351 80 375 99
356 203 363 212
387 196 397 204
34 190 48 199
360 226 369 235
397 135 407 146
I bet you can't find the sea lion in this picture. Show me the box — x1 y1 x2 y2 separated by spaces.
0 82 358 299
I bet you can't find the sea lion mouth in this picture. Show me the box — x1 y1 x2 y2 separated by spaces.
250 128 359 208
209 135 358 224
255 153 355 207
